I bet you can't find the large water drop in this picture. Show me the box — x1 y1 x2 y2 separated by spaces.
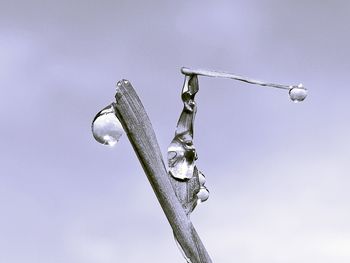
92 103 123 147
289 84 308 103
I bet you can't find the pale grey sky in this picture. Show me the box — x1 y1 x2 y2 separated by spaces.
1 1 349 262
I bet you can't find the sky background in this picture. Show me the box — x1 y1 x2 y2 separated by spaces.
1 1 349 262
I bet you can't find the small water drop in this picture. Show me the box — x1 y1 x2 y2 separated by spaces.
117 81 122 87
289 84 307 103
92 104 124 146
123 80 129 85
197 187 209 203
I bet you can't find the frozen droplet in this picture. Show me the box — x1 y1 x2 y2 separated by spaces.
167 136 196 180
198 171 206 186
197 187 209 203
92 103 124 147
289 84 307 103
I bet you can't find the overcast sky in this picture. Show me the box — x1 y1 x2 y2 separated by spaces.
1 1 349 262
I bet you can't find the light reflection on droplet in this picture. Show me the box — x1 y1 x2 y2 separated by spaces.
289 84 308 103
197 187 209 203
91 103 124 147
168 151 177 160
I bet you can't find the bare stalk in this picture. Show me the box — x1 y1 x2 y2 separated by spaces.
181 67 293 90
113 80 212 263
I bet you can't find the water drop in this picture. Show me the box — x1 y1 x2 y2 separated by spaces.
289 84 307 103
197 187 209 203
92 103 124 146
123 80 129 85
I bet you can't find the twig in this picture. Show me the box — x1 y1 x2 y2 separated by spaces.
114 80 212 263
181 67 293 90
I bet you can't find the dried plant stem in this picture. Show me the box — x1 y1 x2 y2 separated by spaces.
181 67 292 90
114 80 212 263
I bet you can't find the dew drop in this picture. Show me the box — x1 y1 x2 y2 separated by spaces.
91 103 124 147
289 84 307 103
197 187 209 203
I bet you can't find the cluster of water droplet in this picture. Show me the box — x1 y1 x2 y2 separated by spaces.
91 103 124 147
289 84 308 103
197 171 209 204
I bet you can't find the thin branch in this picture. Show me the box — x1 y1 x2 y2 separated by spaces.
181 67 293 90
114 80 212 263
